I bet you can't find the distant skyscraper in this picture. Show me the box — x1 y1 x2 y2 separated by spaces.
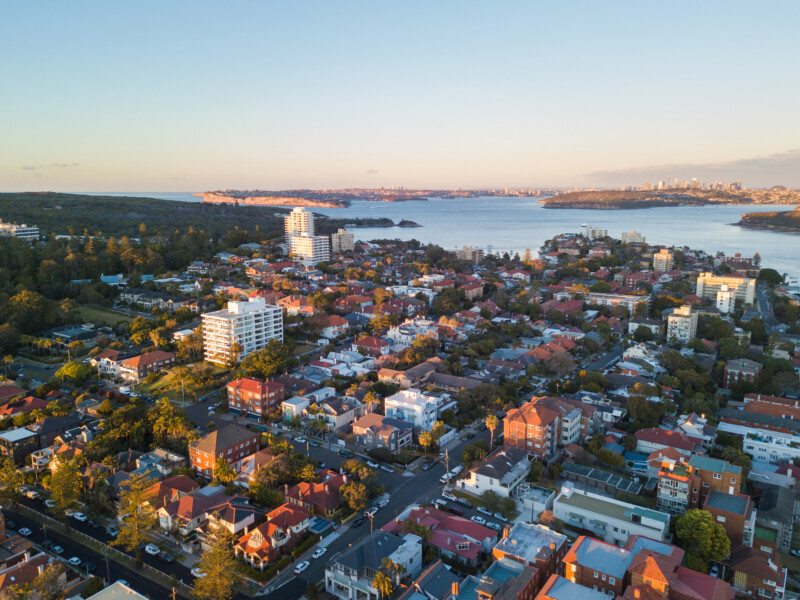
284 207 314 243
330 229 355 253
653 249 673 272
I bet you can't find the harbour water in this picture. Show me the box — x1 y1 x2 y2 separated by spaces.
96 193 799 277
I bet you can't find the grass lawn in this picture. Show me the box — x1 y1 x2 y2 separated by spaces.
78 305 133 326
135 363 228 402
293 343 317 356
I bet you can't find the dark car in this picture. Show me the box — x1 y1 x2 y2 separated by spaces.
339 450 353 458
446 505 464 516
42 541 54 550
5 521 14 530
479 424 487 431
84 562 96 573
88 520 101 529
466 432 476 439
352 518 365 529
158 551 175 563
456 498 473 508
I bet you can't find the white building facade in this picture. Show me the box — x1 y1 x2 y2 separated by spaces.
284 207 314 243
202 297 283 365
290 234 331 266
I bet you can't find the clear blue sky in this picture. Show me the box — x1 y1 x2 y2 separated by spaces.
3 1 799 191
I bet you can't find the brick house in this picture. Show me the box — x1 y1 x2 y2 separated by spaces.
117 350 176 383
227 378 285 418
492 522 568 590
235 502 311 570
351 413 413 452
285 468 346 516
503 402 560 459
188 425 259 479
563 536 632 596
724 359 762 388
702 489 755 547
352 335 391 357
729 547 787 600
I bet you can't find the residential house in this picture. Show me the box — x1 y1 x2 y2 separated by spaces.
634 428 702 457
492 522 568 590
536 575 614 600
729 547 787 600
702 489 755 547
458 447 531 499
724 359 763 388
503 402 560 459
352 336 391 357
285 469 346 516
458 558 538 600
384 389 455 432
227 378 285 418
117 350 176 383
352 413 413 452
321 315 350 339
655 453 742 515
563 536 632 596
753 486 794 555
235 502 311 570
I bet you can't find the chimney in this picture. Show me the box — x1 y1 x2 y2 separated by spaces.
452 582 459 598
503 527 509 539
550 542 556 550
38 564 47 576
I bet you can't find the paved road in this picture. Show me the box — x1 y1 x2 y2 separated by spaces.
756 283 779 332
584 345 623 373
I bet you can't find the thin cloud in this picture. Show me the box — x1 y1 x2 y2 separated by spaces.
365 168 379 175
585 148 800 188
21 162 80 171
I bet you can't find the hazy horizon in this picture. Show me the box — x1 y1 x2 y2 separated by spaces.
3 2 800 192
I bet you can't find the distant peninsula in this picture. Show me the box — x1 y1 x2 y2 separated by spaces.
541 188 800 210
736 206 800 232
201 187 548 208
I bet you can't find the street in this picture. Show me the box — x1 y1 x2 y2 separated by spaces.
584 345 622 373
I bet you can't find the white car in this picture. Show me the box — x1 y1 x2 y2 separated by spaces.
294 561 310 574
73 512 88 522
312 547 327 559
493 512 507 522
476 506 492 516
52 545 64 555
68 557 82 567
65 509 77 517
45 499 56 508
294 436 306 443
18 527 32 536
191 568 206 578
470 516 486 525
144 543 160 556
486 521 501 531
379 465 393 473
366 460 379 469
364 506 378 517
441 492 457 502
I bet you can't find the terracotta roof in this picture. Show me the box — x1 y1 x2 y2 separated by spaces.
120 350 175 368
505 402 559 427
0 553 51 592
227 377 284 396
189 424 257 454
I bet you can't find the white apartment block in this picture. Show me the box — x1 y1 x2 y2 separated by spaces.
586 292 647 313
667 305 698 343
385 388 452 432
718 420 800 464
553 485 670 545
202 297 283 365
330 229 355 253
284 207 314 243
386 319 439 346
716 285 735 314
696 272 756 305
290 234 330 266
653 249 673 272
0 220 39 241
455 245 484 263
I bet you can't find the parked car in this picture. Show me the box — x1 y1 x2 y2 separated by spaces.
366 460 379 469
84 562 96 573
44 499 56 508
446 505 464 516
65 509 77 517
379 465 393 473
294 561 310 574
351 518 365 529
25 490 41 500
486 522 501 531
422 461 435 471
318 462 327 470
309 441 320 447
144 543 160 556
312 547 327 559
364 507 378 518
158 551 175 563
88 520 101 529
42 541 54 550
5 520 14 529
476 507 492 516
338 450 353 458
73 512 88 522
470 516 486 525
791 550 800 558
68 557 82 567
456 498 473 508
709 564 720 578
18 527 31 536
52 545 64 555
441 492 457 502
106 526 119 537
493 512 507 522
432 499 448 509
191 568 206 578
294 436 306 443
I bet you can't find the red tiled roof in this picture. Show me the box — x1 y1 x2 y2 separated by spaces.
120 350 175 368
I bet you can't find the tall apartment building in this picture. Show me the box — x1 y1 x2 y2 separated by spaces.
696 272 756 305
284 207 314 243
716 284 735 314
0 219 39 241
202 297 283 365
621 230 645 244
227 377 286 418
653 249 673 272
290 233 330 266
330 228 354 253
503 401 560 459
666 305 698 343
455 245 484 264
655 453 742 515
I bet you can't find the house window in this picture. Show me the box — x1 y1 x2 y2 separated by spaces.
602 575 606 581
594 572 598 578
717 516 726 523
713 473 721 480
609 578 615 585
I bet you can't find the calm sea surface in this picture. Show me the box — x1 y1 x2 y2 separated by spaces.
92 194 800 277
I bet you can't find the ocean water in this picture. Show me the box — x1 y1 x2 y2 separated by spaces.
96 193 799 277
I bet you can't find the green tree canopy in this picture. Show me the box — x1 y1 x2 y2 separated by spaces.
675 509 731 572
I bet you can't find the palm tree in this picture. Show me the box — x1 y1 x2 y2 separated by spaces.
381 558 406 585
486 414 498 448
373 571 393 600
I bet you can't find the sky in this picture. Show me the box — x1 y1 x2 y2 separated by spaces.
2 2 800 192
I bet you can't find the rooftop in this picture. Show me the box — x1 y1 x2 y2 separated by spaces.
688 454 741 475
494 522 567 564
557 488 669 526
564 536 633 578
540 575 615 600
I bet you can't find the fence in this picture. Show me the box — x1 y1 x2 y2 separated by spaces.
15 504 196 597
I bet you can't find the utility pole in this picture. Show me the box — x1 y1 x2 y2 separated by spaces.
368 512 374 534
444 449 450 484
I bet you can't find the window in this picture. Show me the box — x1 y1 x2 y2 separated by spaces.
717 516 726 523
609 578 615 585
713 473 721 480
593 586 598 591
602 575 606 581
594 572 598 579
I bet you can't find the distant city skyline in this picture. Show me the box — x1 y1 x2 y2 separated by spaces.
3 2 800 192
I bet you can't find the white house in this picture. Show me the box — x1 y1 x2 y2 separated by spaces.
384 389 454 432
457 447 530 499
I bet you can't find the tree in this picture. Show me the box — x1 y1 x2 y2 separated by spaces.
546 351 575 377
675 509 731 572
340 481 368 512
418 431 433 454
381 557 406 586
539 510 557 526
721 447 752 490
0 458 24 506
239 340 290 378
55 361 91 383
50 459 82 518
112 473 158 566
480 490 501 512
97 398 115 416
30 562 65 600
373 571 394 600
485 414 498 448
193 528 240 600
633 325 654 342
83 577 105 597
213 457 237 486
